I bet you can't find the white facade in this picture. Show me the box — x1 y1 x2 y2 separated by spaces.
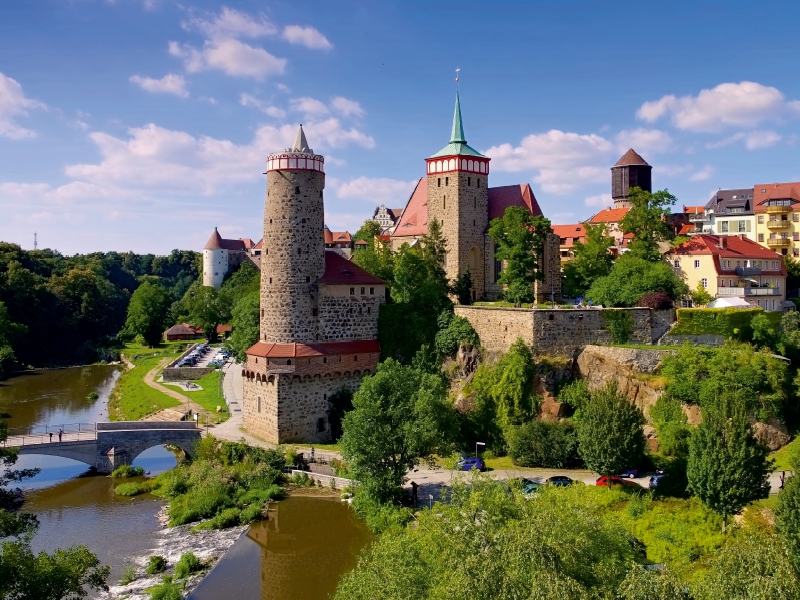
202 248 228 289
689 210 756 239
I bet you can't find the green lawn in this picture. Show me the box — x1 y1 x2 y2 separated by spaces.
108 343 187 421
183 370 229 423
770 437 799 471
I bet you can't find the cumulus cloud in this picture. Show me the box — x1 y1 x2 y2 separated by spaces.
331 97 364 118
484 130 613 194
638 81 800 132
290 96 329 117
130 73 189 97
182 6 276 40
689 165 715 181
584 193 612 208
614 128 672 155
707 130 782 150
282 25 332 50
0 72 46 139
240 93 286 118
335 177 417 204
169 39 286 79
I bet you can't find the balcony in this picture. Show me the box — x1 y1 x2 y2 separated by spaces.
716 287 781 297
767 205 792 214
767 220 791 229
735 267 762 276
688 213 710 222
767 237 792 248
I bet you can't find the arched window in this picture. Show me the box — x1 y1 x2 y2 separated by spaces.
287 359 292 365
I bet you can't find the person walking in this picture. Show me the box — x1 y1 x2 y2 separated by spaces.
57 429 63 442
49 432 53 442
310 446 315 462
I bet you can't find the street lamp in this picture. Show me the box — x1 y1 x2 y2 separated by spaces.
475 441 485 458
428 493 434 510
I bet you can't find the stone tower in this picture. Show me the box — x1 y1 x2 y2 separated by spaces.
611 148 652 208
426 92 491 300
260 126 326 343
202 228 228 289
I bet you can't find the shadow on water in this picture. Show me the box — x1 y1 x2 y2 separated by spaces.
189 496 373 600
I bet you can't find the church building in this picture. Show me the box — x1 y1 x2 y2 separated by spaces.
390 93 560 301
241 127 386 443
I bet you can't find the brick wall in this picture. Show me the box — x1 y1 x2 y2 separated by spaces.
317 285 383 341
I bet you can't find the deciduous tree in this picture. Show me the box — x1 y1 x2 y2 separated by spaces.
563 223 615 297
586 255 688 307
620 187 676 262
123 281 172 347
353 219 383 244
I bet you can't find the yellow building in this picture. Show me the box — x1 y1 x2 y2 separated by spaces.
754 182 800 258
666 234 787 311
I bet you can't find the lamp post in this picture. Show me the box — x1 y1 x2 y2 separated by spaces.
475 441 485 458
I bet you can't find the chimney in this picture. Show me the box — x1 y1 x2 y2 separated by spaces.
719 237 728 249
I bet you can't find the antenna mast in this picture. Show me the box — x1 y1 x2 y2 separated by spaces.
34 231 38 251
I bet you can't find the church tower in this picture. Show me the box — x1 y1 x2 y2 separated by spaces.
260 126 326 343
611 148 652 208
426 93 491 299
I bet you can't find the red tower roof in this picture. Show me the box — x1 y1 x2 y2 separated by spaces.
614 148 650 167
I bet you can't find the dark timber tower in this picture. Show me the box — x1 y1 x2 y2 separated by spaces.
611 148 652 208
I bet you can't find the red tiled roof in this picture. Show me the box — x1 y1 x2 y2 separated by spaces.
355 239 368 245
754 182 800 210
392 178 428 237
677 223 695 235
240 238 256 249
589 207 629 223
388 208 404 220
203 228 247 251
552 224 586 248
682 205 705 214
614 148 649 167
246 339 381 358
488 184 543 221
164 323 196 336
668 234 787 274
324 229 352 244
253 239 263 250
216 325 232 333
319 251 385 285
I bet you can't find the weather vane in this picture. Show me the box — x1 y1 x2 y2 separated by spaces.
455 67 460 83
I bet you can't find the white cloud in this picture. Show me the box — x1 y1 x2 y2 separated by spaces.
0 72 46 139
130 73 189 97
169 39 286 79
689 165 715 181
707 130 782 150
183 6 276 40
240 93 286 118
331 97 364 117
638 81 800 132
282 25 332 50
614 128 672 155
276 83 291 93
335 177 417 204
484 130 613 194
654 163 693 176
584 193 612 208
290 96 329 116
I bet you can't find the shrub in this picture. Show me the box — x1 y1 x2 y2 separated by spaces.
174 552 203 579
434 313 479 357
114 482 150 496
119 565 136 585
601 310 633 345
638 291 673 310
669 307 764 339
86 391 99 400
146 555 167 575
149 577 182 600
289 472 313 486
557 379 590 412
507 420 582 468
111 464 145 478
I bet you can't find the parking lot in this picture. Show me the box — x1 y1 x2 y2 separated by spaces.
174 344 230 369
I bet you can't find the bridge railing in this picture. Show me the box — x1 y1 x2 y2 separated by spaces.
3 429 98 447
5 422 97 437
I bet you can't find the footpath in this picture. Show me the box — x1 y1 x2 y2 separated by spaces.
140 358 202 422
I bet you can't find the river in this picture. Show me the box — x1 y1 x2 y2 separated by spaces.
1 365 373 599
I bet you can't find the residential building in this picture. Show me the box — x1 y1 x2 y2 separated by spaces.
754 182 800 258
688 188 756 239
324 227 353 258
587 206 632 255
667 234 787 311
372 205 404 232
552 224 586 262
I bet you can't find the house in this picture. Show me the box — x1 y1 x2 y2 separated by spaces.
164 323 204 342
587 207 632 255
552 224 586 262
687 189 756 239
753 182 800 258
667 234 788 311
372 205 404 232
324 227 354 258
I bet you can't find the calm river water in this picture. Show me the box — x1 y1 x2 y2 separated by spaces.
1 365 373 598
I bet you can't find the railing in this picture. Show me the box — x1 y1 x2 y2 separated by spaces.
767 205 792 214
767 238 792 247
767 220 791 229
3 429 98 447
688 213 710 222
716 287 781 297
735 267 762 276
5 422 97 437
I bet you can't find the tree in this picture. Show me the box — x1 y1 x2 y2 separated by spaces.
0 301 26 380
182 285 226 341
433 311 479 357
687 404 772 530
775 447 800 571
450 268 473 306
576 381 646 477
340 359 457 502
226 291 259 362
691 281 714 307
352 241 395 285
488 207 552 305
391 245 429 304
785 255 800 295
507 420 581 468
586 255 689 307
417 218 450 304
353 219 383 244
619 187 676 261
123 281 172 346
563 223 614 296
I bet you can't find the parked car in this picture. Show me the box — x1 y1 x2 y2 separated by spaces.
649 474 666 489
618 469 640 479
546 476 574 487
596 475 636 487
455 457 485 472
521 479 541 497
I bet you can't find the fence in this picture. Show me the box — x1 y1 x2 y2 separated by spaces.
5 422 97 437
290 469 353 490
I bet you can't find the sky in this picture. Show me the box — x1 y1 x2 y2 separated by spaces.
3 1 800 255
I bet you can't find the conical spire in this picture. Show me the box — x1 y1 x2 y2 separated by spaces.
204 227 224 250
450 92 466 144
290 124 313 153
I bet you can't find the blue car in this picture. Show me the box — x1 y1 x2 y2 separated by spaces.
619 469 641 479
455 457 485 472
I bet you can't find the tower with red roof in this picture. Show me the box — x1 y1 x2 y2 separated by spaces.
242 127 386 443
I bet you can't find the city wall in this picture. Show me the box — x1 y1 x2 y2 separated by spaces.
454 306 676 356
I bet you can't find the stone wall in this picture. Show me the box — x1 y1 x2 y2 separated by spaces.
533 233 562 303
651 308 676 341
659 334 725 347
162 367 216 382
317 285 383 341
454 306 675 355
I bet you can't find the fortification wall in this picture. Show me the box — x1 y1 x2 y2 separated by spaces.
317 285 383 341
454 306 534 353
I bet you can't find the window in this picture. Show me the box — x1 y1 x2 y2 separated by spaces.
729 279 734 287
317 418 325 433
468 177 471 186
286 359 292 365
795 214 800 222
443 196 446 209
269 277 272 284
738 221 747 232
758 215 764 223
360 287 365 294
720 279 725 287
795 249 799 257
723 260 730 269
773 261 780 270
758 233 764 242
257 397 261 413
306 276 310 283
369 287 374 294
349 287 355 295
353 355 358 361
701 278 708 289
445 177 449 186
477 179 481 188
437 178 441 187
794 233 799 241
720 221 729 232
762 189 767 193
694 259 701 268
673 259 680 268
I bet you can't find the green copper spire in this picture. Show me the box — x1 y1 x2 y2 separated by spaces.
450 91 466 144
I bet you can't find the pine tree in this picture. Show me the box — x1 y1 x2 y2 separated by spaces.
687 403 772 531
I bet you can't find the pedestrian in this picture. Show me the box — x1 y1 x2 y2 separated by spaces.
410 481 419 507
781 470 786 490
58 429 63 442
49 432 53 443
310 446 315 462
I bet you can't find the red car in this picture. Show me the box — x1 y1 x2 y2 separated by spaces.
596 475 636 487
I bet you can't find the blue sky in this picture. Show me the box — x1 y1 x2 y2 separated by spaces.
3 1 800 254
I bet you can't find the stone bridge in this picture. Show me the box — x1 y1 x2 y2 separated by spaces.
4 422 200 474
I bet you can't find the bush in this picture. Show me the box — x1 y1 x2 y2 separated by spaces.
557 379 590 412
289 472 313 486
507 420 581 468
586 256 689 307
174 552 203 579
111 464 145 478
434 312 479 357
149 577 182 600
114 481 151 496
601 310 633 344
146 555 167 575
86 391 99 400
669 307 765 339
119 565 136 585
638 291 673 310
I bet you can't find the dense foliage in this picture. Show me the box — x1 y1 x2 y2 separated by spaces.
668 307 770 339
123 281 173 347
586 255 688 307
507 419 581 468
433 311 479 357
562 222 615 298
619 187 676 262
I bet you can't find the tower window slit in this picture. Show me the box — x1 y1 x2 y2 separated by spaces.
295 186 300 193
468 177 471 186
446 177 449 186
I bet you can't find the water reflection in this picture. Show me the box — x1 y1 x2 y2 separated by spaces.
190 496 373 600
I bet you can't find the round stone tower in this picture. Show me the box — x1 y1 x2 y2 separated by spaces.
260 126 326 343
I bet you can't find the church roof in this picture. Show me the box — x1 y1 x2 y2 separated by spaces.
488 184 542 221
391 178 429 237
319 251 385 285
614 148 650 167
429 92 487 159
